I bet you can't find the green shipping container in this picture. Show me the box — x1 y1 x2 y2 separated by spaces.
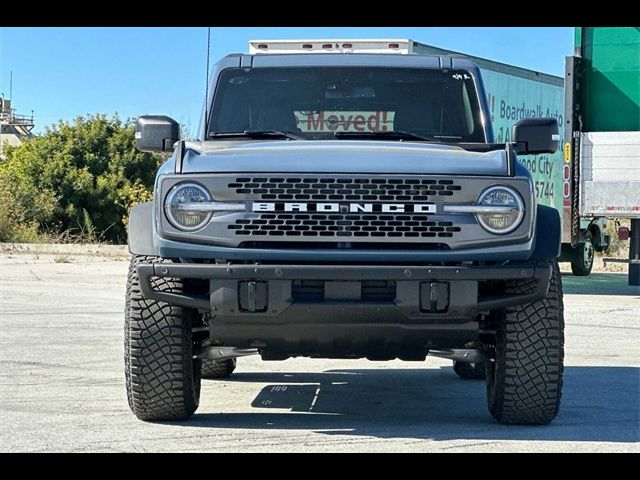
576 27 640 132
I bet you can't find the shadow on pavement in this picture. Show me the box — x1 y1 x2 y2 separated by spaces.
181 366 639 443
561 272 640 296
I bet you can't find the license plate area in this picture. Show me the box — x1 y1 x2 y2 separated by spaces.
420 282 450 313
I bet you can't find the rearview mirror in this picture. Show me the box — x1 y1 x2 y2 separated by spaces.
135 115 180 152
512 118 559 155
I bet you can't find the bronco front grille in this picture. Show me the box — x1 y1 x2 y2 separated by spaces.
160 173 531 250
228 214 461 238
228 177 462 202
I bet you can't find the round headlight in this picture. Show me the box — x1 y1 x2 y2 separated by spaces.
165 183 212 231
476 186 524 234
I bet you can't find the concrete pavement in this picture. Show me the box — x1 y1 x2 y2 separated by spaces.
0 253 638 452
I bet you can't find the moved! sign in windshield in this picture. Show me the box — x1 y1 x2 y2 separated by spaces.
294 111 396 132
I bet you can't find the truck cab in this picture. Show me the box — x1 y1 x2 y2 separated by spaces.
125 40 565 425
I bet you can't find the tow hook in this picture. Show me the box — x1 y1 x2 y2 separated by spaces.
429 348 486 363
197 346 259 361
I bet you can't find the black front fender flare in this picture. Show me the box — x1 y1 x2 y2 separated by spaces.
127 201 158 256
530 205 561 261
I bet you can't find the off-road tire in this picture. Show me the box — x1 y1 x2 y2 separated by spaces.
486 260 564 425
453 360 486 380
124 255 201 421
570 231 594 276
201 358 237 379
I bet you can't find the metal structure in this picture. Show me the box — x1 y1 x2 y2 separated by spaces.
0 97 35 158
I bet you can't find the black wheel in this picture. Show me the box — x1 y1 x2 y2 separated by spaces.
124 255 201 421
486 260 565 425
453 360 486 380
201 358 237 379
570 231 594 276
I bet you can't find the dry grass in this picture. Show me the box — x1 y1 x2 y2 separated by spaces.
38 228 115 245
52 255 72 264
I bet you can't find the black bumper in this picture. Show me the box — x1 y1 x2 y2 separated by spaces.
137 262 552 314
137 262 551 358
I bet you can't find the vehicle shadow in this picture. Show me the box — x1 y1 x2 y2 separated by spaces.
182 366 639 443
561 272 640 296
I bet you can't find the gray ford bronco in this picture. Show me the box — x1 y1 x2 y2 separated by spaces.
125 46 564 425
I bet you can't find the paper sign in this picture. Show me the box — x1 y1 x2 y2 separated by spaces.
294 111 395 132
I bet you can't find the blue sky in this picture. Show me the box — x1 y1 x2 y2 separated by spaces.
0 27 573 135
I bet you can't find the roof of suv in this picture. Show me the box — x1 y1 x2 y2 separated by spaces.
220 52 481 72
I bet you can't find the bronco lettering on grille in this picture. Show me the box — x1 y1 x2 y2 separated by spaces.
252 202 437 214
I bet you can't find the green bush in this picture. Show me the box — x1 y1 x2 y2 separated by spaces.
0 114 164 243
0 180 41 243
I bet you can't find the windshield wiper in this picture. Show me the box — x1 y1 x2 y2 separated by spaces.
209 130 303 140
333 130 440 142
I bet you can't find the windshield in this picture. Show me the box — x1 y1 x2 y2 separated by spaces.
208 67 485 142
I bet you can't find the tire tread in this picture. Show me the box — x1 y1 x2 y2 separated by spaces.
487 261 565 425
201 358 236 379
124 255 200 421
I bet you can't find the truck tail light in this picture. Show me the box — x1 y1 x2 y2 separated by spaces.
618 227 630 240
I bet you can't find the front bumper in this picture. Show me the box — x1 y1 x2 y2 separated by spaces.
137 262 551 358
137 262 551 314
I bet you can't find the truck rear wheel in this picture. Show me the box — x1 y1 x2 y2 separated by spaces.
201 358 237 379
453 360 486 380
486 261 564 425
570 231 594 276
124 255 201 421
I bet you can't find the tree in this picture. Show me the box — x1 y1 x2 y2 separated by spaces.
0 114 165 243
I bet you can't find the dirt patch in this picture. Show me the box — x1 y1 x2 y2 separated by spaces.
0 242 129 260
559 257 629 274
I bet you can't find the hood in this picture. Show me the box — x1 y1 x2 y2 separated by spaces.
179 140 508 176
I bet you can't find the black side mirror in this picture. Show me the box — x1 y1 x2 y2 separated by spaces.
135 115 180 152
512 118 559 155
